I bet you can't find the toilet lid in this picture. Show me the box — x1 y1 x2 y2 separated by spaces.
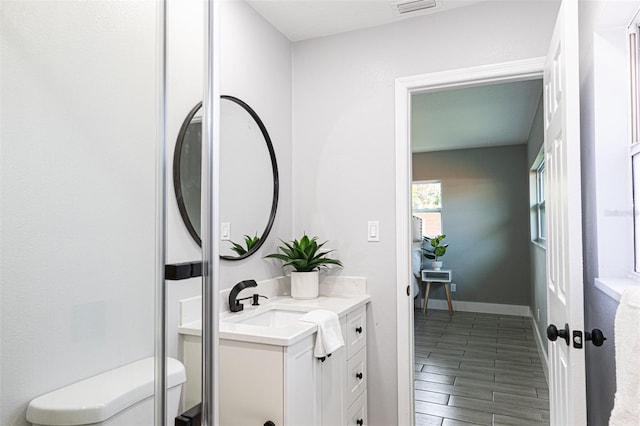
26 357 185 425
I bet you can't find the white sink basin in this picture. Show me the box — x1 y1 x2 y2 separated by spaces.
236 309 307 328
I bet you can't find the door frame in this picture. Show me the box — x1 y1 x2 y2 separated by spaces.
394 57 546 425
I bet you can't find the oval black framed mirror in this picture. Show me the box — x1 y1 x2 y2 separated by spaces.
173 95 279 260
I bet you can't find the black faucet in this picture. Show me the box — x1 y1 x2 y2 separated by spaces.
228 280 257 312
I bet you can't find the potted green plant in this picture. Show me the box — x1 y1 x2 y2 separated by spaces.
265 233 343 299
422 234 448 270
228 234 260 256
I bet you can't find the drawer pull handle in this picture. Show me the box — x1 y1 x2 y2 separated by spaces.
356 419 364 426
356 372 363 380
355 326 363 334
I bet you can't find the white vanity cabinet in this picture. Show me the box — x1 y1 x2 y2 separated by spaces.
317 317 347 426
221 333 318 425
179 304 368 425
182 331 321 425
344 306 368 426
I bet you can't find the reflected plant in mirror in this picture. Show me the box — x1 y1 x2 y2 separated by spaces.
229 234 260 256
173 96 279 260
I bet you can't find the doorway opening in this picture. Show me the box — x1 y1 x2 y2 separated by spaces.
410 79 549 425
394 58 549 425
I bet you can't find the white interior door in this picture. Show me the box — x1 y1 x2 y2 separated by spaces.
543 1 587 424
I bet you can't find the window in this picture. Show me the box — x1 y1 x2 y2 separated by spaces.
630 21 640 272
591 4 640 299
530 150 545 245
412 181 442 237
536 161 546 241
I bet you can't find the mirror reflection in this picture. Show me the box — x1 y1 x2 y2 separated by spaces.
173 96 279 260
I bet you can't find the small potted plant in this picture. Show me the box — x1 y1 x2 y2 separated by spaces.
422 234 448 270
265 233 343 299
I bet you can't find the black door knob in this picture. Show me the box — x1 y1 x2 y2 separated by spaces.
356 372 363 380
264 422 275 426
547 323 570 346
586 329 607 347
355 326 363 334
357 419 364 425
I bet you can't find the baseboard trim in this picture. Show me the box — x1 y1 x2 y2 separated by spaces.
426 299 531 317
529 309 550 383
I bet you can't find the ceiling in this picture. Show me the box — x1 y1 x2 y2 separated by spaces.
244 1 543 154
411 80 543 153
247 0 489 42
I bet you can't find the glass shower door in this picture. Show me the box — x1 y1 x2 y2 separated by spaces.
0 0 173 424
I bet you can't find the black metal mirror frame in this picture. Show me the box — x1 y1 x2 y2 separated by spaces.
172 95 279 261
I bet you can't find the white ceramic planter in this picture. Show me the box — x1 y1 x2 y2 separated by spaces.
290 271 319 299
431 261 443 270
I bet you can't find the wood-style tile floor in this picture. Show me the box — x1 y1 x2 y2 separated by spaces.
414 309 550 426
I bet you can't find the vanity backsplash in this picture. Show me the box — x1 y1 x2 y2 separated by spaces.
179 275 367 325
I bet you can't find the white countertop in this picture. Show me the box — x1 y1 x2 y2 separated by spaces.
178 294 370 346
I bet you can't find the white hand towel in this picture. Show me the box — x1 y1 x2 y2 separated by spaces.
300 310 344 358
609 287 640 426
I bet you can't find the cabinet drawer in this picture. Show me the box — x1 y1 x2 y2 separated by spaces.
347 390 367 426
346 347 367 407
346 307 366 359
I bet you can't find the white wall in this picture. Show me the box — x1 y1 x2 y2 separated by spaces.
292 1 559 423
1 2 157 424
165 0 292 358
218 0 293 284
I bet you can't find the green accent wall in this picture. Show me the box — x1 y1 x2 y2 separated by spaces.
413 145 532 307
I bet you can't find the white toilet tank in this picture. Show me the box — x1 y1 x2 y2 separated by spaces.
26 357 186 426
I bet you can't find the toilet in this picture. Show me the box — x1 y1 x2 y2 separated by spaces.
26 357 186 426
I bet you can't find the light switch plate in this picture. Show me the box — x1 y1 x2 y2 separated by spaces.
221 222 231 241
368 221 380 242
450 283 457 292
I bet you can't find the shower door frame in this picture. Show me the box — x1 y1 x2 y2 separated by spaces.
154 0 221 424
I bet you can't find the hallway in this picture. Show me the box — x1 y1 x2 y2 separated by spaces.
414 309 550 425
